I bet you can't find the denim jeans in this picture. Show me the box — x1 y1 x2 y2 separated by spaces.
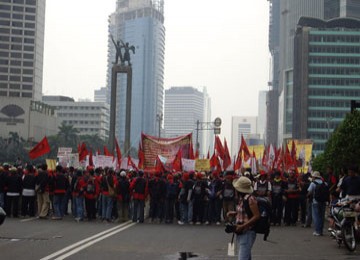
53 194 66 218
74 196 84 220
102 195 113 220
0 192 4 209
180 202 188 223
132 199 145 222
312 201 326 234
237 230 256 260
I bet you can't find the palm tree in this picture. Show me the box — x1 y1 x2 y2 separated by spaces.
58 122 79 148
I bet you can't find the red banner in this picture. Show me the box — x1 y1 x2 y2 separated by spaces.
141 133 192 170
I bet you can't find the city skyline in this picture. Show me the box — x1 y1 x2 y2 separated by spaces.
42 0 270 145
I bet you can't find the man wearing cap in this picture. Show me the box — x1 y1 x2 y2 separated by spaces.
116 170 130 222
227 176 260 260
307 171 327 236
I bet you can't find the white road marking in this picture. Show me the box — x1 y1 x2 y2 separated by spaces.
54 222 136 260
40 221 133 260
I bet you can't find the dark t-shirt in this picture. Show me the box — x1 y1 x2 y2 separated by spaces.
340 175 360 196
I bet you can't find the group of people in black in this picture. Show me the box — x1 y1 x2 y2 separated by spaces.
0 161 359 229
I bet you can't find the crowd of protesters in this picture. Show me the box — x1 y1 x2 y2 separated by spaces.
0 161 359 233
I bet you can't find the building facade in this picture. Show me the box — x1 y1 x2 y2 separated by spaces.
0 0 45 101
43 96 110 141
293 17 360 154
94 86 110 104
164 86 212 157
107 0 165 149
258 91 267 141
231 116 259 157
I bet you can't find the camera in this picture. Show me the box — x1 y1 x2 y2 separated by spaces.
225 223 236 233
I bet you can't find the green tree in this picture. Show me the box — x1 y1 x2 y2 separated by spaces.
58 122 79 148
313 110 360 172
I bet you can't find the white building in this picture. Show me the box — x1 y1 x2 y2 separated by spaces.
231 116 258 157
43 96 110 141
164 86 212 157
257 91 267 141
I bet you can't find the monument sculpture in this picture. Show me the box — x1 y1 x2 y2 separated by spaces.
111 35 135 66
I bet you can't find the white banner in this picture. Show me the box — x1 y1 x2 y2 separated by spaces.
57 147 72 157
95 155 114 168
181 158 195 172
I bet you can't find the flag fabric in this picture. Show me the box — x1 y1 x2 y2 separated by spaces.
78 143 88 162
172 148 182 172
189 141 195 160
88 150 94 166
29 136 51 160
137 142 144 170
214 136 225 160
115 138 122 168
298 147 306 168
155 155 166 173
223 138 232 170
206 149 210 160
210 151 218 168
251 150 257 175
240 135 251 162
127 155 138 171
104 146 112 157
290 140 297 162
234 148 242 172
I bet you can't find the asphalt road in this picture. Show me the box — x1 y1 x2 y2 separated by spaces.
0 216 359 260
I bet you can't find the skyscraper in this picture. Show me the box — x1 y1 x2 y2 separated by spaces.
164 87 212 157
107 0 165 149
293 17 360 154
0 0 45 101
324 0 360 19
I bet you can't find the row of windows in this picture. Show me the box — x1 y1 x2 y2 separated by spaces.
308 99 350 108
0 90 32 98
309 35 360 43
0 67 33 74
309 56 360 65
308 110 346 118
0 0 36 6
308 121 337 129
0 51 33 59
0 36 34 44
308 88 360 97
309 67 360 75
0 44 34 51
308 78 360 86
57 106 103 110
0 82 32 90
309 45 360 54
0 27 35 36
0 20 35 29
57 113 104 118
0 75 33 82
0 11 35 21
62 121 102 127
0 59 33 67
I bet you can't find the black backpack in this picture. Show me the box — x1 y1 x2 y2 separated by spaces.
244 195 272 241
313 181 330 203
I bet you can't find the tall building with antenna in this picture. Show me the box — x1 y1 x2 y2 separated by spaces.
107 0 165 150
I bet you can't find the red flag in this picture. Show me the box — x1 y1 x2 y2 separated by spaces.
88 150 94 166
115 138 122 168
155 156 166 174
284 145 293 172
78 143 88 162
206 149 210 159
214 136 225 159
210 151 218 168
97 148 101 155
172 148 182 172
223 138 231 170
138 142 144 170
128 155 138 171
189 141 195 160
104 146 112 157
240 135 251 162
290 140 297 161
234 148 242 171
29 136 51 160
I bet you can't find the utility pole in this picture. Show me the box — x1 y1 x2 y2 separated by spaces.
156 113 163 138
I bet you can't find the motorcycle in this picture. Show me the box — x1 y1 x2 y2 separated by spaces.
328 198 360 252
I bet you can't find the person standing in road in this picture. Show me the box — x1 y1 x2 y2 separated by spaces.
307 171 328 236
130 171 148 223
227 176 260 260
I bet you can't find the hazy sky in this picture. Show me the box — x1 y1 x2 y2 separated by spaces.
43 0 270 145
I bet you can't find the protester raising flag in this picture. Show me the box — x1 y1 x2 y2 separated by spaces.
29 136 51 160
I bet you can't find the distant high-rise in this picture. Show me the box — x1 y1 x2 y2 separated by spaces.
107 0 165 149
94 87 110 104
325 0 360 19
293 17 360 154
164 87 212 157
231 116 259 157
258 91 267 141
0 0 45 101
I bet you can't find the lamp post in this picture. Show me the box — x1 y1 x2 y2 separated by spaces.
156 113 163 138
195 117 221 155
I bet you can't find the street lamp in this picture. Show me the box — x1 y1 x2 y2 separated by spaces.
195 117 221 155
156 113 163 138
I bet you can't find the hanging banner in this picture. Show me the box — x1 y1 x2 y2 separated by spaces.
142 133 192 170
195 159 211 172
182 158 195 172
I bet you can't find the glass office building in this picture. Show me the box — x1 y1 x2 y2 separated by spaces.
0 0 45 101
293 17 360 154
107 0 165 148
